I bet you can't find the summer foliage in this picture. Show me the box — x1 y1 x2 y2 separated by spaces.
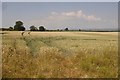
2 31 118 78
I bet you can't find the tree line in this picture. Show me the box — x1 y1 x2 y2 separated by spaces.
1 21 82 31
13 21 46 31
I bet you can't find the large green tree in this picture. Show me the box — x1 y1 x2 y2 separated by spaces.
30 26 38 31
39 26 46 31
65 28 69 31
14 21 25 31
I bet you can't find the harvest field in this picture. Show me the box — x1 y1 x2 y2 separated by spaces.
1 31 118 78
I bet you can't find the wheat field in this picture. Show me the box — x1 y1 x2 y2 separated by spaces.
1 31 118 78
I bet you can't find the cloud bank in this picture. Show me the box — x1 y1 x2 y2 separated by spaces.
50 10 101 21
28 10 103 29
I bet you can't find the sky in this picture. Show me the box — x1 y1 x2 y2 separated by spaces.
2 2 118 30
1 0 120 2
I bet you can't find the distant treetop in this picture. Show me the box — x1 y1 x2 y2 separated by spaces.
14 21 25 31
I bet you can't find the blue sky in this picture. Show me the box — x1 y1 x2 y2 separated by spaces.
1 0 119 2
2 2 118 30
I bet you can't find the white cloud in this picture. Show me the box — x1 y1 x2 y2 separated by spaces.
31 10 101 24
28 10 102 29
87 15 101 21
51 12 58 15
62 12 76 16
76 10 83 17
57 10 101 21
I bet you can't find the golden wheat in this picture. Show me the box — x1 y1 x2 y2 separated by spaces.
2 31 118 78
